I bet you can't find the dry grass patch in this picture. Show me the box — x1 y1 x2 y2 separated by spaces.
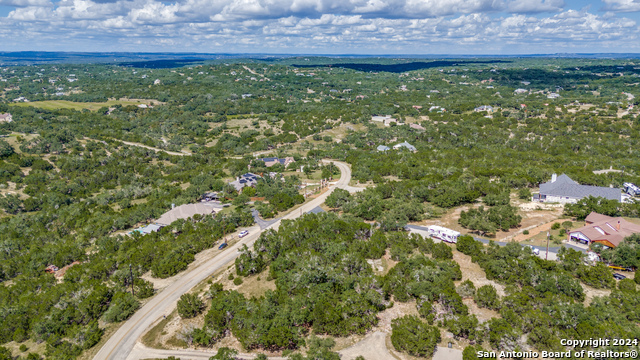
10 98 161 111
235 271 276 299
452 251 505 297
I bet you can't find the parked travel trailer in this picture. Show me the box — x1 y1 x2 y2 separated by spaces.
624 183 640 196
426 225 461 243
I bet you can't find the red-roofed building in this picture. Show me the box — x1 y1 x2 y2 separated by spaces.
568 212 640 249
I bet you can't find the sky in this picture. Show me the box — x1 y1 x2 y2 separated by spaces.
1 0 640 54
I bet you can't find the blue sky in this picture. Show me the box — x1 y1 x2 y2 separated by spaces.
1 0 640 54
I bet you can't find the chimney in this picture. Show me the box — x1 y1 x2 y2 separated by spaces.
551 173 557 183
617 220 621 231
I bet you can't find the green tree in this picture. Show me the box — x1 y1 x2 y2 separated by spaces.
517 188 531 200
210 347 238 360
456 235 483 256
0 140 14 158
103 292 140 323
390 316 440 358
325 188 351 209
177 293 205 319
475 285 500 310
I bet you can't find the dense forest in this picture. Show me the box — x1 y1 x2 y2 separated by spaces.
0 57 640 359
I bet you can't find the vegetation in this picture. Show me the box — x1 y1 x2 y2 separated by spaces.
390 316 440 357
177 294 205 319
2 56 640 359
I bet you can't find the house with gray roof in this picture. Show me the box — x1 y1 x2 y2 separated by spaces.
230 172 262 191
534 173 621 204
393 141 417 152
376 145 390 152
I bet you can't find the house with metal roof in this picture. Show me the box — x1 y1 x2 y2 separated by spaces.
376 145 390 152
392 141 417 152
534 173 621 204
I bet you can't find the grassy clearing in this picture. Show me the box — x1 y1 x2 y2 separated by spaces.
10 99 159 111
141 312 174 349
1 132 39 153
235 271 276 299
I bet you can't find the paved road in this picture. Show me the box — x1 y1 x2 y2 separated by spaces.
250 209 280 230
94 161 353 360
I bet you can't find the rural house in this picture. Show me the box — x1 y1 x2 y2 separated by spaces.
534 174 621 204
230 173 262 191
0 113 12 123
156 203 217 226
393 141 417 152
568 212 640 248
258 157 295 168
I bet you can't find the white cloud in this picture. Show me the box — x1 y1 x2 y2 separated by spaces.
0 0 637 53
602 0 640 12
506 0 564 13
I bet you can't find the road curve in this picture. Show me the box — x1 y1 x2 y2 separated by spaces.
94 160 353 360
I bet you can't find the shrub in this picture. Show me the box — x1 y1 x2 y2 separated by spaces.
211 347 238 360
233 277 243 285
135 278 155 299
618 278 636 292
20 344 28 352
390 316 440 358
0 347 12 360
523 230 529 235
456 235 482 256
103 292 140 323
177 293 205 319
518 188 532 200
551 222 561 230
431 242 453 260
463 345 484 360
417 299 434 324
475 285 500 310
456 280 476 298
577 263 615 289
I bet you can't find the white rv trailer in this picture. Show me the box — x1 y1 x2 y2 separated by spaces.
426 225 461 243
624 183 640 196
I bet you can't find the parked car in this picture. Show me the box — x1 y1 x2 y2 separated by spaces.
613 273 626 280
524 245 540 255
218 242 228 250
239 230 249 238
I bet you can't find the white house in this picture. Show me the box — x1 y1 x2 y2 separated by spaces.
0 113 12 123
474 105 494 112
371 115 398 126
393 141 417 152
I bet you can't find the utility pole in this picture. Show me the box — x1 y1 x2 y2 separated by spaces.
129 263 135 296
546 231 550 260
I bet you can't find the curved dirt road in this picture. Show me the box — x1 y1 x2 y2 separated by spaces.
94 161 353 360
